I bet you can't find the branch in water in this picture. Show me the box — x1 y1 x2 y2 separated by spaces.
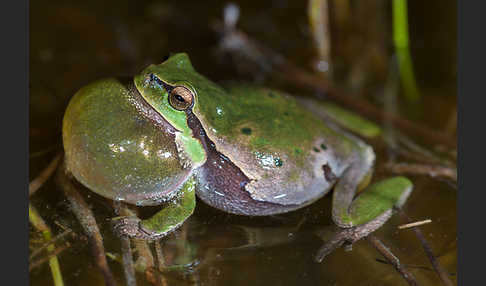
213 20 456 149
56 163 117 286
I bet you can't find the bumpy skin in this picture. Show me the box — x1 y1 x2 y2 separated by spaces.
62 53 412 238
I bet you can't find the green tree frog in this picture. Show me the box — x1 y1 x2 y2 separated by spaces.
62 53 412 244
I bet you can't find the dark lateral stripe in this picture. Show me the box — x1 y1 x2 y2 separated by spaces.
185 109 298 216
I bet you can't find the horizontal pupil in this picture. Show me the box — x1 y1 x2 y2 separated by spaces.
174 94 185 102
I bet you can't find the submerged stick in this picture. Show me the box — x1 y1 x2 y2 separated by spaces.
119 206 166 286
120 236 137 286
367 234 420 286
399 211 454 286
30 229 72 260
29 152 62 197
154 240 170 286
29 243 70 271
56 163 116 286
114 203 137 286
134 239 164 286
387 163 457 182
375 258 456 276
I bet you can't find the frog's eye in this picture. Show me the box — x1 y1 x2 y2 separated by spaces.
169 86 194 111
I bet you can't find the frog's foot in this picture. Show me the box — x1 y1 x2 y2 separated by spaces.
115 177 196 240
315 210 392 262
316 176 412 261
112 216 172 240
332 176 413 229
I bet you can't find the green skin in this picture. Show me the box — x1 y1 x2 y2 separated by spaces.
62 53 412 240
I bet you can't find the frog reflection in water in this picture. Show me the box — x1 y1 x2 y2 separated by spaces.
62 53 412 255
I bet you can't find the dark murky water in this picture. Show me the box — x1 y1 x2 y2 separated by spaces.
30 1 456 285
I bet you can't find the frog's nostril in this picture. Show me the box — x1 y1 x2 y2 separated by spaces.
241 127 252 135
148 73 163 86
161 54 170 62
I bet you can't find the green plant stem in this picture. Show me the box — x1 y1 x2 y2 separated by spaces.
29 203 64 286
393 0 420 102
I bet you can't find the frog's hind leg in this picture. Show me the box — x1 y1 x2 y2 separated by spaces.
114 177 197 240
331 146 413 230
315 145 412 262
334 175 412 228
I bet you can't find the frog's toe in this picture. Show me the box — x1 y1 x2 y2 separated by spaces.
113 216 141 237
315 210 393 262
112 216 167 240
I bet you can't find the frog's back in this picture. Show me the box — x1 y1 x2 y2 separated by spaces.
193 83 361 215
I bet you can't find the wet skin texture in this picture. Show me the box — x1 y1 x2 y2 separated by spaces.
62 53 412 238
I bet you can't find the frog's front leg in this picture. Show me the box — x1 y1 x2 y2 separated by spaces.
331 146 413 237
114 177 196 240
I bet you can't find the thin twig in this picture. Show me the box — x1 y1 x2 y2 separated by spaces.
154 240 170 286
387 163 457 182
399 211 454 286
29 203 65 286
154 241 167 272
134 239 164 286
117 206 166 286
398 219 432 230
29 243 71 271
367 234 420 286
121 236 137 286
114 203 137 286
30 229 73 260
392 132 455 166
30 144 61 159
374 259 456 276
29 152 63 197
56 163 117 286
